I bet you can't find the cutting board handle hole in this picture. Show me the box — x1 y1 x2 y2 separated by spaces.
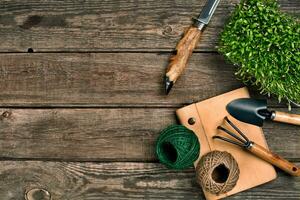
212 164 230 183
292 167 297 172
161 142 177 163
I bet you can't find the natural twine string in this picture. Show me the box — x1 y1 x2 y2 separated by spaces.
156 125 200 170
196 151 240 195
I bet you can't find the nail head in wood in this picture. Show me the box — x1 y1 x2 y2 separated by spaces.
25 188 51 200
27 48 34 53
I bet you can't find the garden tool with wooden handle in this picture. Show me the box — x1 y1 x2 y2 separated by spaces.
214 117 300 177
165 0 220 94
227 98 300 127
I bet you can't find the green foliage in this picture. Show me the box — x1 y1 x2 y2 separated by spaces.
218 0 300 104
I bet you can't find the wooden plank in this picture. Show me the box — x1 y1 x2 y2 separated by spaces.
0 52 241 107
0 0 298 52
0 108 298 161
0 52 291 107
0 161 299 199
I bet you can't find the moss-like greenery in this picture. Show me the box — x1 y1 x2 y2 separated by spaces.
219 0 300 104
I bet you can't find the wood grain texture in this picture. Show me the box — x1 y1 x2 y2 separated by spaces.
0 0 298 52
0 52 244 107
0 108 298 161
0 161 299 200
0 53 294 107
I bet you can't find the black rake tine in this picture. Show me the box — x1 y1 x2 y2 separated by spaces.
224 117 250 143
217 126 246 145
213 136 245 148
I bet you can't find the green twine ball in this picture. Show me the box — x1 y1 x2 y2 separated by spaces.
156 125 200 170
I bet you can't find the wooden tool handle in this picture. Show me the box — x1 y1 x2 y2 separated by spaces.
273 111 300 126
166 26 202 82
249 143 300 176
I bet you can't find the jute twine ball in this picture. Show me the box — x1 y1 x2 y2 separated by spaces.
156 125 200 170
196 151 240 195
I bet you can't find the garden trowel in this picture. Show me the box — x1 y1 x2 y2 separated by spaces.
227 98 300 127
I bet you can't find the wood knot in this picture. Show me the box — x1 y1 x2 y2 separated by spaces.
2 111 11 118
162 25 174 36
20 15 43 29
25 188 51 200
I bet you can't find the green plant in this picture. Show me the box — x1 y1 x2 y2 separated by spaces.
219 0 300 104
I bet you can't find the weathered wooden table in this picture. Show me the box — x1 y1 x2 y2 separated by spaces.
0 0 299 199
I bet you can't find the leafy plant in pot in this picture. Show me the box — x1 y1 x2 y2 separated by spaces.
218 0 300 106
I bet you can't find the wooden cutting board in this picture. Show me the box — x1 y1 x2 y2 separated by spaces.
176 87 277 199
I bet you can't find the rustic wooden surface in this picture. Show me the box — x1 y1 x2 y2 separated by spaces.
0 0 299 199
0 108 299 161
0 162 299 200
0 0 298 52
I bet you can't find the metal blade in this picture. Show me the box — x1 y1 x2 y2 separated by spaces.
196 0 221 25
164 76 173 95
226 98 269 127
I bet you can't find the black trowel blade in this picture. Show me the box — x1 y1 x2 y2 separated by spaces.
226 98 268 127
